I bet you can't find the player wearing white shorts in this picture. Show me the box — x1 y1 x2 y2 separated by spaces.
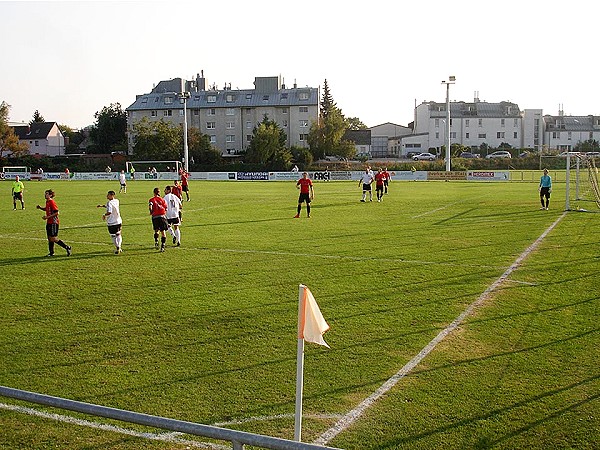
164 185 182 246
98 190 123 254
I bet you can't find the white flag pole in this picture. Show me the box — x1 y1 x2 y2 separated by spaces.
294 284 306 442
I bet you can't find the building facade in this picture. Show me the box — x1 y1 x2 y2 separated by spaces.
543 112 600 151
126 73 319 156
13 122 65 156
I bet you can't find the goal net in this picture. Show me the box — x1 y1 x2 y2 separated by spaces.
566 154 600 212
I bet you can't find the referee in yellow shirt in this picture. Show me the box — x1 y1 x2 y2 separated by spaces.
11 175 25 210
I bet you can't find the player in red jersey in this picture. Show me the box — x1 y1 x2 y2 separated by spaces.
294 172 314 218
149 187 168 252
382 167 391 194
375 168 386 202
180 169 190 201
171 180 182 200
36 189 72 257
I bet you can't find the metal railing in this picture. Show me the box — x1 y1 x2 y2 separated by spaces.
0 386 340 450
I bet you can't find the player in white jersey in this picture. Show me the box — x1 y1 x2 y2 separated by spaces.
163 185 183 246
97 190 123 254
118 170 127 193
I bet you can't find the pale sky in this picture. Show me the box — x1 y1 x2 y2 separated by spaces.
1 0 598 129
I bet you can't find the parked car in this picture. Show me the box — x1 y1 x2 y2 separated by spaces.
413 152 436 161
557 151 581 158
586 152 600 157
518 151 531 158
486 151 512 159
459 152 480 158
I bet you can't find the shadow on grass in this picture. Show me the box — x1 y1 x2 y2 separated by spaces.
371 374 600 449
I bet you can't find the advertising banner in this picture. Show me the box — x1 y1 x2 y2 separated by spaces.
467 171 510 181
427 171 467 181
237 172 270 181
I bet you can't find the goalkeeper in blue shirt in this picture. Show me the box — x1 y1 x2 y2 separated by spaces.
539 168 552 210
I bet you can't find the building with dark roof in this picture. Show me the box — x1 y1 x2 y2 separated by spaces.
12 122 65 156
126 72 319 156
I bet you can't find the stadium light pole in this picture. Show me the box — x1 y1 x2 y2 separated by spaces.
442 76 456 172
179 89 191 172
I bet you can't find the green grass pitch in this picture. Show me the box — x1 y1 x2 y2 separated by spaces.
0 178 598 449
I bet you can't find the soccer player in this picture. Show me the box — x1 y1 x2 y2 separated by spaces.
36 189 72 257
374 168 386 202
118 170 127 193
172 180 182 200
294 172 314 218
382 167 391 194
97 190 123 254
164 185 183 246
539 168 552 210
180 169 190 201
12 175 25 210
149 187 168 252
358 167 374 202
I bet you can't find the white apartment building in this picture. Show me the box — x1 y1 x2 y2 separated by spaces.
401 96 544 156
126 73 319 156
543 112 600 151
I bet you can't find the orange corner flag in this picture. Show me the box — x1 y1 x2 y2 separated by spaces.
298 285 330 348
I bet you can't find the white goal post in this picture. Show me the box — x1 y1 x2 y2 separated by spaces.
565 154 600 212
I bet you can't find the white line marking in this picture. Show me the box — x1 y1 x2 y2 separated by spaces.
313 212 567 446
0 403 228 450
411 201 465 219
213 413 343 427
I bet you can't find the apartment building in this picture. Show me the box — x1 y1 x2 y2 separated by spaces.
12 122 65 156
543 112 600 151
126 73 319 156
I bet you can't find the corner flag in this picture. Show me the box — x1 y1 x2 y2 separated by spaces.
298 285 330 348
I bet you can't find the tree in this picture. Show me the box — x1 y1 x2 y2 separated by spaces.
245 115 291 169
29 110 45 125
132 117 182 160
0 101 28 158
187 127 221 166
58 124 85 154
574 139 600 152
345 117 367 130
307 79 354 160
89 103 127 154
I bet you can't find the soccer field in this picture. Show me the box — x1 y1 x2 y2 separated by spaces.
1 178 598 449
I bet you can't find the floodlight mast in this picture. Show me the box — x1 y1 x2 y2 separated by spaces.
179 88 191 172
442 76 456 172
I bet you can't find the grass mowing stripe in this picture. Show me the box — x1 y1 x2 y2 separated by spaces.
314 211 567 446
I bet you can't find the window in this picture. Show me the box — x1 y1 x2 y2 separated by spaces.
450 119 453 126
299 92 309 100
209 135 216 144
514 119 518 127
164 96 173 104
514 132 518 139
568 132 572 140
478 133 486 138
246 135 252 142
226 135 235 143
207 108 216 116
262 95 269 101
151 110 157 117
245 108 251 115
465 119 470 127
206 122 215 129
282 108 288 114
450 132 457 138
478 119 483 127
163 110 172 117
299 106 308 113
280 93 288 100
245 93 252 100
179 110 184 116
226 94 235 103
552 131 560 139
246 121 252 129
226 122 235 129
300 120 308 127
35 140 39 146
501 119 505 127
299 133 308 141
282 120 288 127
193 110 199 116
226 108 235 116
435 119 440 128
207 95 216 103
435 132 440 139
465 132 470 139
497 132 505 139
141 97 148 104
